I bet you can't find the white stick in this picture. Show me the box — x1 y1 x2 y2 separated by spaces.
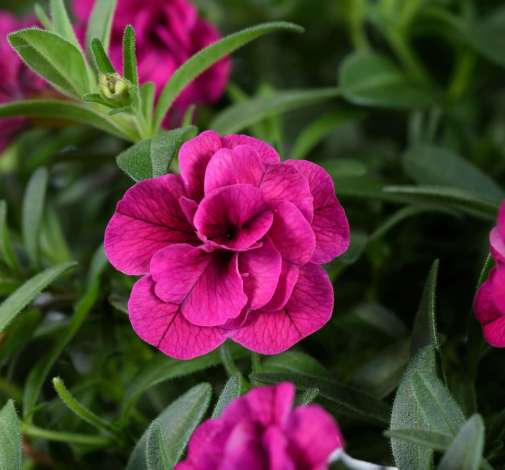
329 450 398 470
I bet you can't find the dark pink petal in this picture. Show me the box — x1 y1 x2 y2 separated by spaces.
194 184 273 251
128 276 225 360
222 421 267 469
179 196 198 225
222 134 280 165
223 382 295 427
239 238 282 310
263 426 295 470
483 316 505 348
260 163 313 220
104 174 196 275
474 270 501 325
204 145 266 194
491 267 505 314
287 160 350 264
179 130 223 200
262 261 300 312
231 264 333 354
268 200 316 265
490 227 505 263
151 244 248 327
286 405 345 467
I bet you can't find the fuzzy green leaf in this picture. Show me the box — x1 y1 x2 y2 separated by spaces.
0 401 21 470
86 0 117 53
212 374 243 418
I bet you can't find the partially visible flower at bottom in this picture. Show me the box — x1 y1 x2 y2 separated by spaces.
475 202 505 347
0 12 47 152
174 382 344 470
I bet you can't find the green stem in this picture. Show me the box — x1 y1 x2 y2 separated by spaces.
349 0 369 50
52 377 123 444
448 50 477 100
251 352 262 373
22 423 112 446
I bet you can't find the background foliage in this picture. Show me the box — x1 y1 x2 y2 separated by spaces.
2 0 505 468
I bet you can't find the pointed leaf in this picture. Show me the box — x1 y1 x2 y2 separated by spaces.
86 0 117 53
0 401 21 470
212 374 243 418
91 38 115 74
49 0 82 50
154 21 304 129
0 201 19 271
0 262 76 333
122 25 138 85
385 428 452 451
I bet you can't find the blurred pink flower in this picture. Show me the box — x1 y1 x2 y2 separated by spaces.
0 12 46 152
175 382 344 470
104 131 350 359
73 0 231 124
475 203 505 347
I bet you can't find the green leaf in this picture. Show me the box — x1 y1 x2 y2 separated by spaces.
122 25 138 86
251 371 390 425
390 347 437 470
212 374 243 418
86 0 117 53
140 82 156 124
22 167 48 267
126 383 212 470
261 351 329 378
437 415 485 470
467 7 505 68
34 4 52 30
0 262 76 333
23 253 104 419
411 260 440 356
9 28 90 98
339 52 435 109
49 0 82 51
0 100 127 140
0 201 19 271
120 346 248 420
403 144 505 204
91 38 115 74
0 400 21 470
211 88 339 134
385 428 452 451
291 109 364 159
116 126 197 181
154 21 304 129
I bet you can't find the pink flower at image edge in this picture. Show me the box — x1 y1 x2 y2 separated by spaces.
175 382 344 469
475 203 505 346
73 0 231 123
104 131 350 359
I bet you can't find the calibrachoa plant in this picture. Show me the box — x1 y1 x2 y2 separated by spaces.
105 130 349 359
2 0 505 469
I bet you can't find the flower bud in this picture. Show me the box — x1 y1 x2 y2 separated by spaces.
98 73 131 106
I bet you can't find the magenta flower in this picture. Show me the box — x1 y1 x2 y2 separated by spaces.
475 203 505 347
0 12 46 152
73 0 231 123
105 131 350 359
175 382 344 469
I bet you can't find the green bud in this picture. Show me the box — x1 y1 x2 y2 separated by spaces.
98 73 131 106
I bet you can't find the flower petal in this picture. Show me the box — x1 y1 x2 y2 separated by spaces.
483 316 505 348
194 184 273 251
104 174 196 275
475 268 501 325
260 163 313 220
204 145 266 194
179 130 223 200
231 263 333 354
268 200 316 265
262 261 300 312
286 405 345 467
239 238 282 310
263 426 295 470
151 244 248 327
222 134 280 165
287 160 350 264
490 227 505 264
128 276 225 360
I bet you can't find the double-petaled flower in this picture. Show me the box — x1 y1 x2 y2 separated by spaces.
105 131 350 359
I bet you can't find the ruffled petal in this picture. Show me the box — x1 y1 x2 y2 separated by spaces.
194 184 273 251
263 426 295 470
179 130 223 200
151 244 248 327
286 405 345 467
260 163 313 221
128 276 225 360
231 264 333 354
239 238 282 310
474 269 501 325
104 174 196 275
287 160 350 264
262 261 300 312
204 145 266 194
222 134 280 165
483 316 505 348
268 200 316 265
